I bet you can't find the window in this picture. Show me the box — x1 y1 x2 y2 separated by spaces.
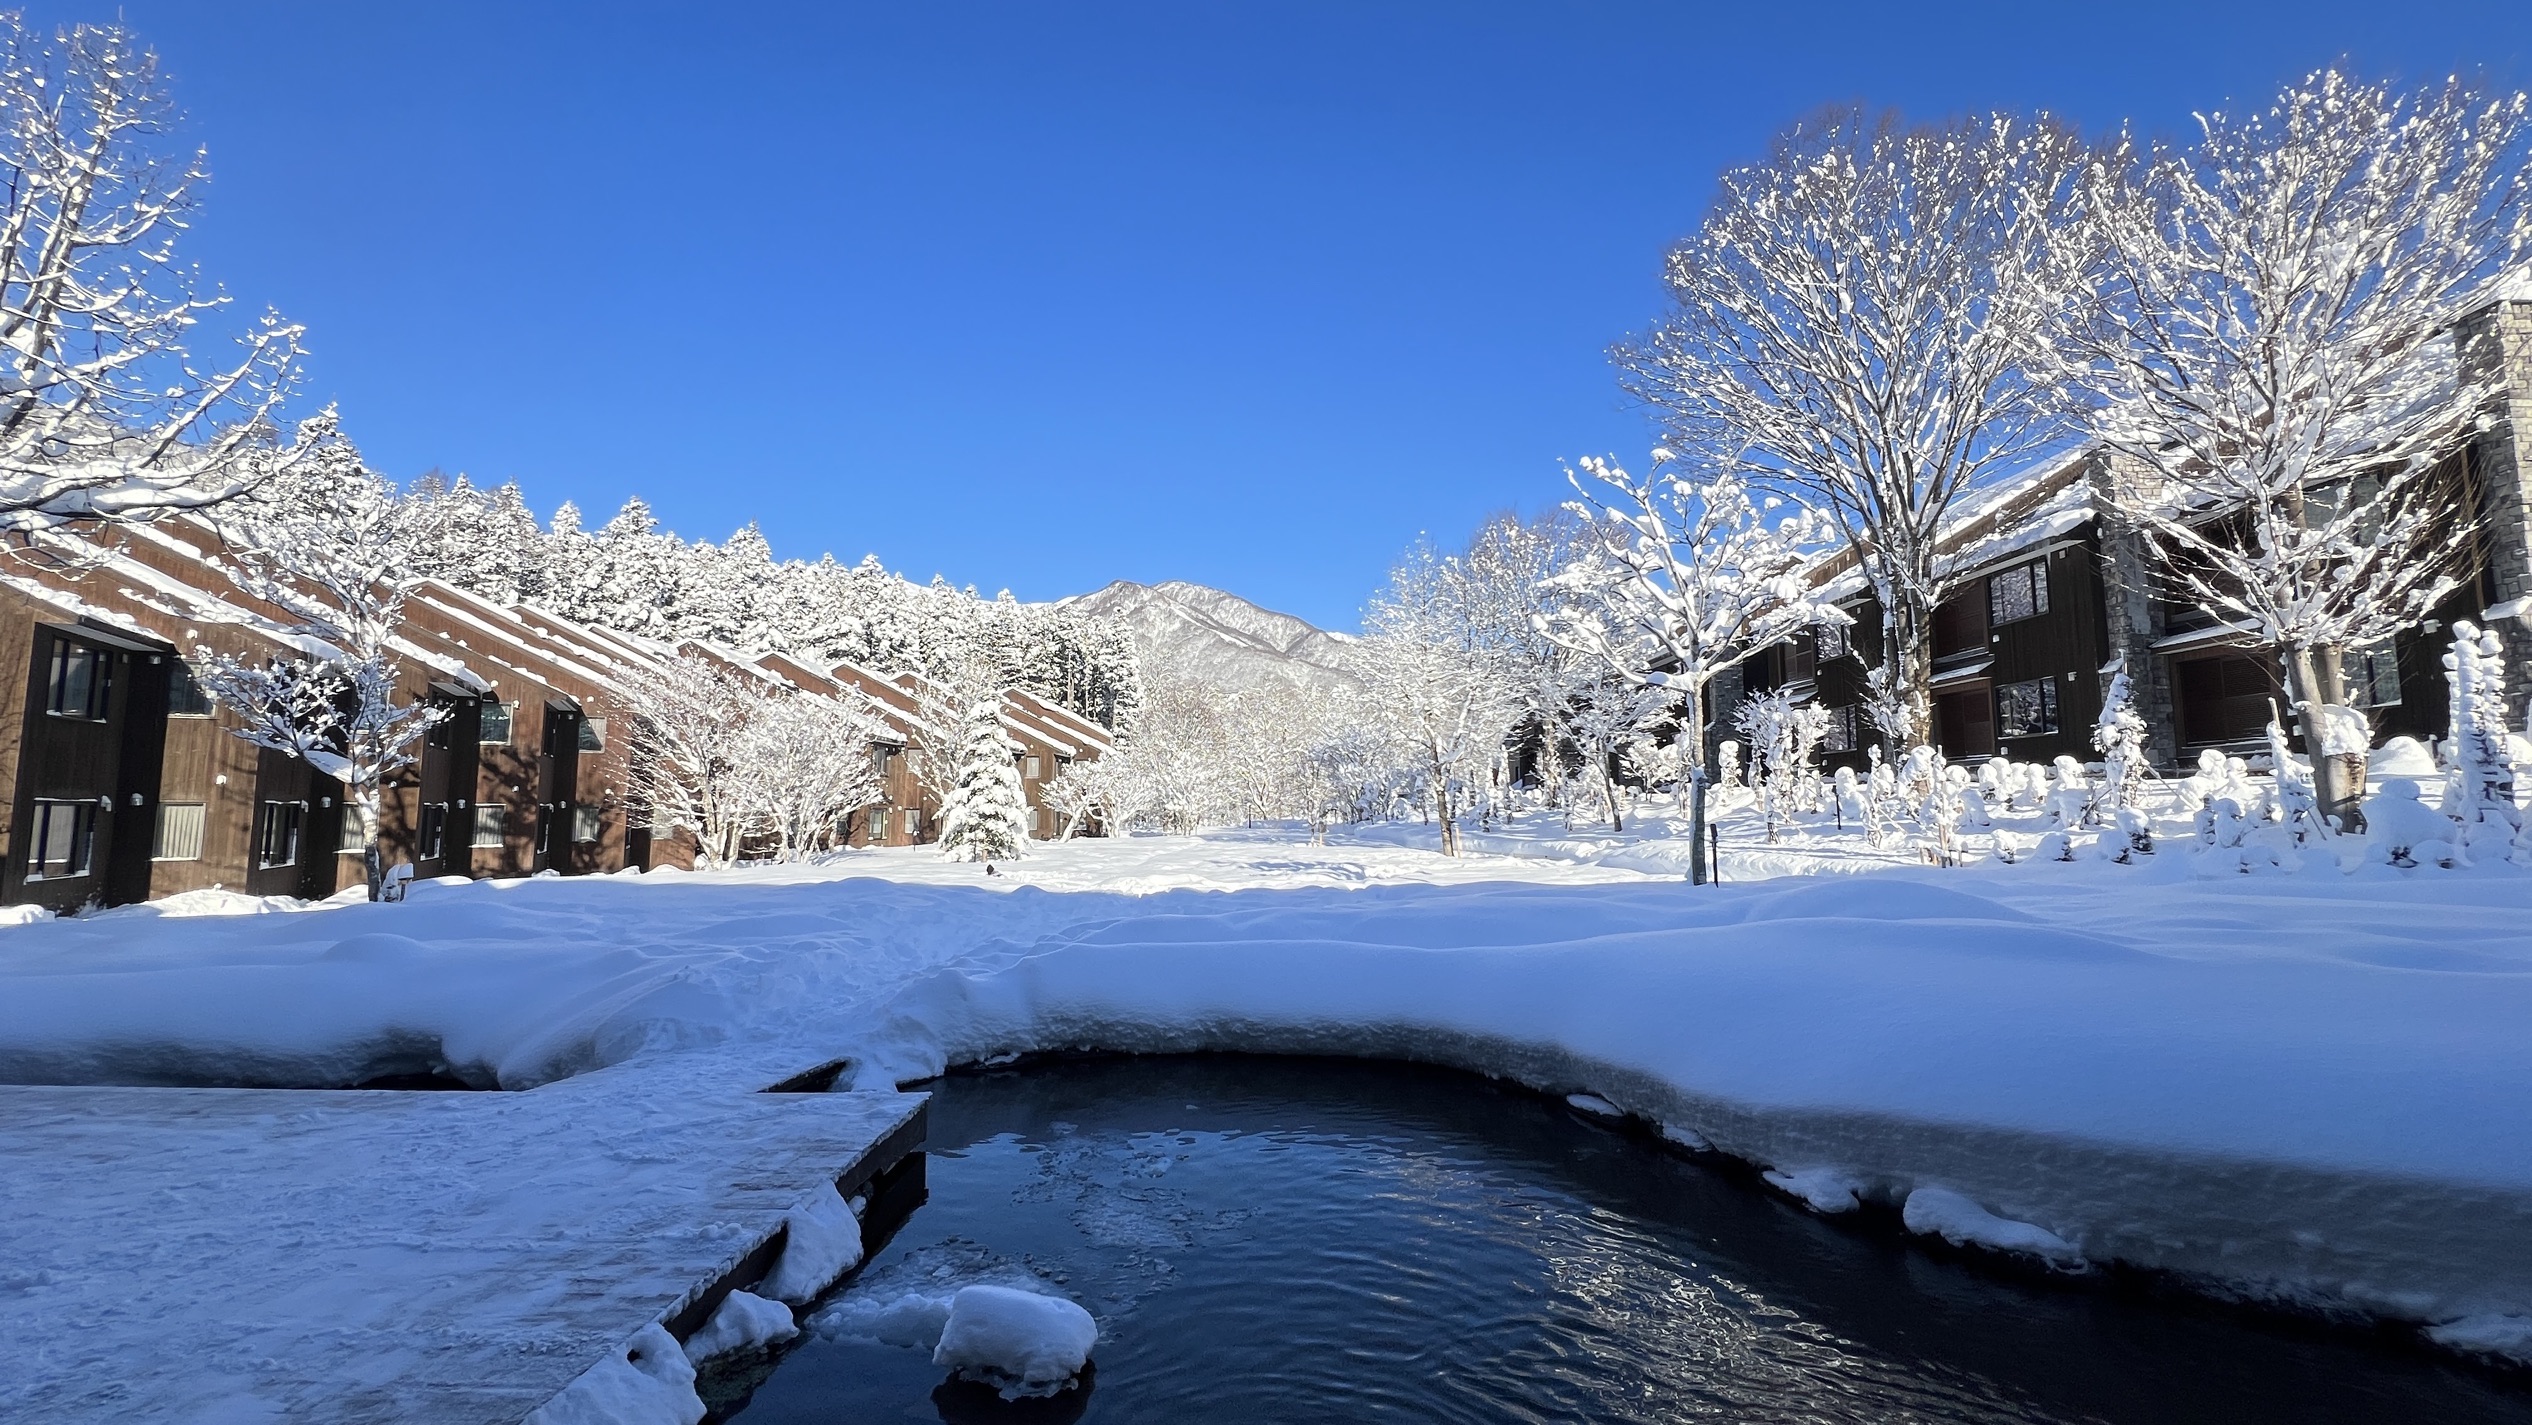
478 700 514 744
340 812 368 854
2350 645 2403 708
571 805 602 844
577 717 607 752
1820 704 1860 754
1995 677 2060 739
26 800 96 879
418 803 448 860
153 802 206 861
1024 755 1042 780
472 805 507 848
255 801 302 870
166 660 213 716
1987 561 2050 626
902 809 921 836
873 745 898 776
1816 622 1851 662
46 641 110 720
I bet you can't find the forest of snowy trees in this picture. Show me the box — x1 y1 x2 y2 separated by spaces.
392 477 1145 731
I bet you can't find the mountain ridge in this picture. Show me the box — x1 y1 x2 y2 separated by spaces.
1060 579 1357 693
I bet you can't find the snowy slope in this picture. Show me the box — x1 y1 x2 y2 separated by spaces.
1061 580 1357 692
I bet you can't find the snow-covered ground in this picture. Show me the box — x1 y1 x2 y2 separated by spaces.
4 804 2531 1360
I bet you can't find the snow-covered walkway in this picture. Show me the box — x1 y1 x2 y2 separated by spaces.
3 828 2529 1357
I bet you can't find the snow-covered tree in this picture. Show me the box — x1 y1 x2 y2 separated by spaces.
935 696 1031 862
729 689 887 860
1621 107 2094 748
0 18 314 532
1361 544 1522 857
623 653 759 868
1564 676 1670 832
1547 456 1846 876
192 428 440 900
2070 70 2531 829
2443 620 2520 859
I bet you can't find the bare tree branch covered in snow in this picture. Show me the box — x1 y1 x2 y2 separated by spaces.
1620 107 2094 747
2068 69 2532 827
0 17 310 532
191 428 438 901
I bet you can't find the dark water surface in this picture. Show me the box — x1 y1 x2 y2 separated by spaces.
731 1055 2531 1424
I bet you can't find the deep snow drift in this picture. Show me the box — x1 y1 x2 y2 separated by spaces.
3 827 2529 1354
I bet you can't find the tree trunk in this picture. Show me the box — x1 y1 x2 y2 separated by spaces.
1889 597 1935 750
353 794 385 902
2284 643 2367 833
1689 767 1710 886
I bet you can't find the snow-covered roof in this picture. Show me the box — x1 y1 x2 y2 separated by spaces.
1812 449 2099 604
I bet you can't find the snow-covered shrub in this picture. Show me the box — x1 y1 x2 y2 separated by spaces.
2106 807 2153 862
2042 756 2092 829
1734 692 1801 842
2264 720 2330 845
2364 779 2457 869
1960 785 1993 832
2442 620 2520 861
1832 766 1870 827
1714 740 1744 793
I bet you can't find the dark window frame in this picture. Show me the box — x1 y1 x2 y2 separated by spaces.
418 803 449 860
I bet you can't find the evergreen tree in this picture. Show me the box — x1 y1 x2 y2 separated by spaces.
935 697 1032 862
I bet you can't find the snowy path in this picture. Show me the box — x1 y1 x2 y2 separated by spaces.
3 830 2529 1352
1 1082 920 1425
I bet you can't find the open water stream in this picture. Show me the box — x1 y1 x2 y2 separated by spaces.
727 1055 2531 1424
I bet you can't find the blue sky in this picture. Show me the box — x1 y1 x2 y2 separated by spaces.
30 2 2532 629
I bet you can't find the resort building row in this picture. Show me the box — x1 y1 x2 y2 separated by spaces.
0 518 1111 914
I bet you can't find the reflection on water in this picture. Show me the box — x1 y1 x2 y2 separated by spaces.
729 1055 2532 1424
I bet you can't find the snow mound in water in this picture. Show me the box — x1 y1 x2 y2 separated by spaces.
526 1323 702 1425
932 1284 1099 1398
1903 1186 2084 1267
1566 1092 1621 1117
758 1181 862 1305
1765 1166 1868 1214
2426 1312 2532 1363
682 1289 797 1363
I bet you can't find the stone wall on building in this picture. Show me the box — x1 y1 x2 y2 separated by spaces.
2460 296 2532 724
2086 451 2182 770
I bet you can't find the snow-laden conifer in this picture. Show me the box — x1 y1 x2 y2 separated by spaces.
2092 660 2149 818
935 697 1031 862
2442 620 2521 860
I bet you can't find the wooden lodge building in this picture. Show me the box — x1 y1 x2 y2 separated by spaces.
1723 283 2532 772
0 519 1112 915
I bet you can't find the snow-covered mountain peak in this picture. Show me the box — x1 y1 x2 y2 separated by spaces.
1063 579 1357 692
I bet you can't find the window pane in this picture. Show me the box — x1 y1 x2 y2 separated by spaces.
571 805 601 843
472 805 507 847
902 809 920 835
578 717 607 752
30 800 95 878
340 812 368 854
256 802 300 869
2353 647 2403 708
479 702 513 744
153 803 206 861
1995 677 2060 738
1988 563 2046 625
49 643 104 718
419 804 448 860
167 660 213 716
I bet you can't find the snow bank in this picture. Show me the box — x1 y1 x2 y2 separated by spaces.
932 1285 1098 1398
1763 1166 1867 1214
681 1290 797 1364
5 832 2532 1351
757 1181 861 1305
1902 1186 2085 1267
524 1323 703 1425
